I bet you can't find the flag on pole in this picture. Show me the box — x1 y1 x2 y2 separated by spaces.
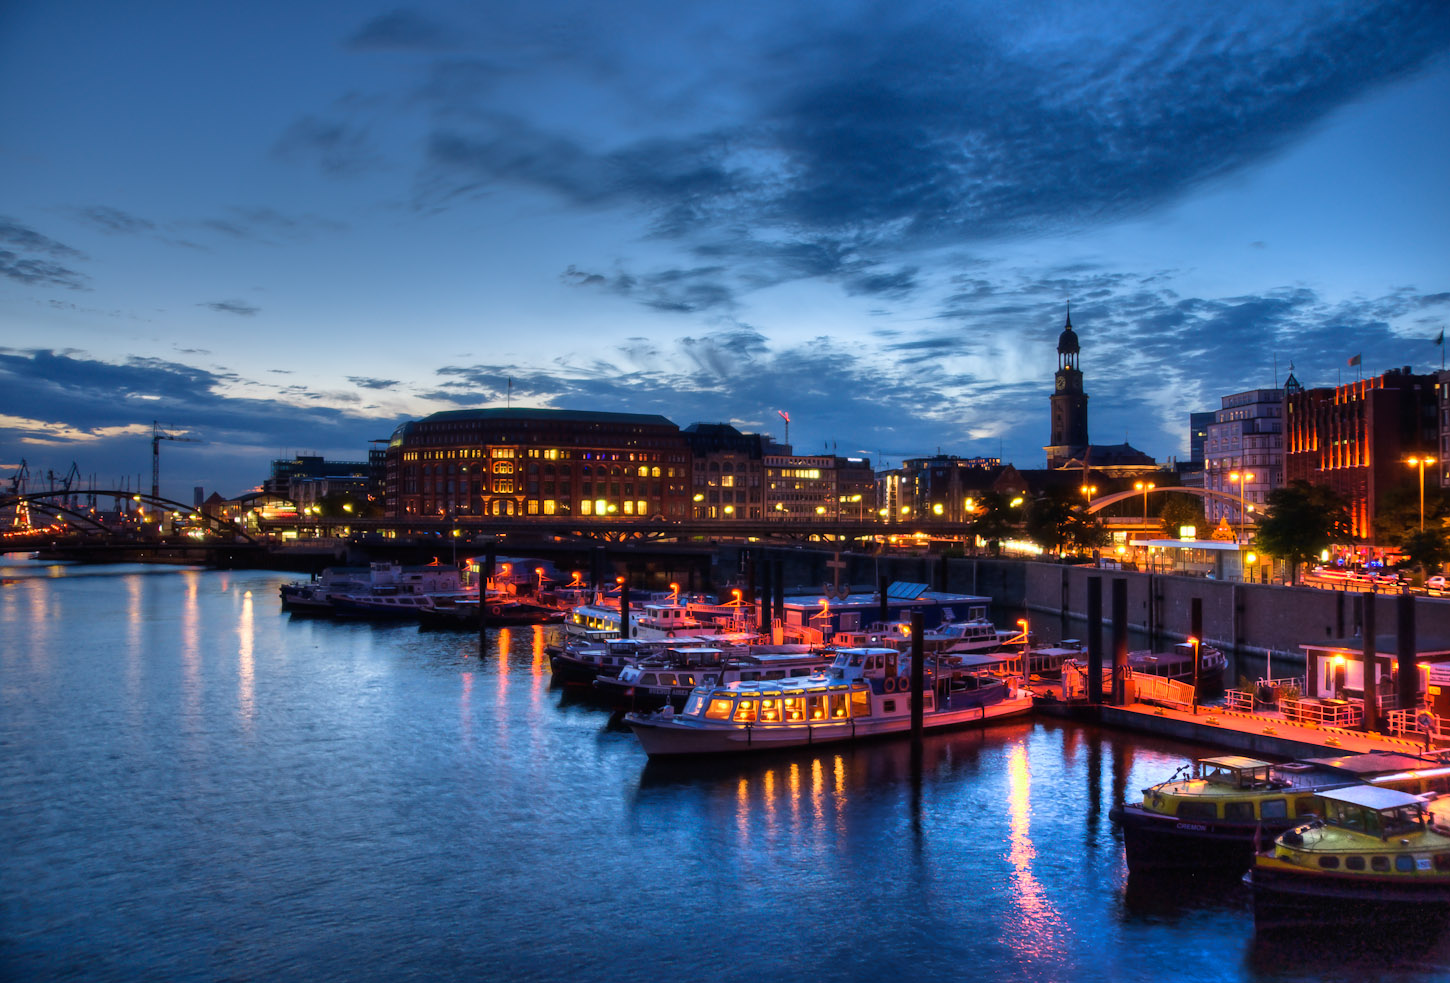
1437 330 1444 346
1347 354 1361 367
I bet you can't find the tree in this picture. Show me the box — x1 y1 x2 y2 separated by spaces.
1025 492 1107 558
1255 481 1354 583
1024 494 1076 557
1158 494 1207 539
968 491 1020 556
1372 480 1450 578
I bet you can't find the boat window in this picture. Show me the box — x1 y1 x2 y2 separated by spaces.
1224 802 1255 822
706 698 734 720
681 675 694 686
829 693 848 718
1295 797 1317 817
1177 801 1217 820
733 699 758 722
766 670 785 680
760 699 780 723
1260 799 1288 820
1345 856 1366 871
884 699 897 713
783 696 804 721
807 695 826 720
849 654 864 667
684 694 707 716
1372 856 1391 872
1318 856 1340 869
850 689 871 716
1396 855 1416 873
640 674 657 685
659 674 676 686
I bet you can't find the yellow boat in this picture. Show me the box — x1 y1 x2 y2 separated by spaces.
1111 752 1450 875
1248 785 1450 931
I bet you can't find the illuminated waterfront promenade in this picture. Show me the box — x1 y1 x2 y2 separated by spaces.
3 558 1450 981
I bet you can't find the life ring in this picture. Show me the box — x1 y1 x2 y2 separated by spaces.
899 675 911 691
884 676 896 693
1419 710 1436 733
489 605 503 616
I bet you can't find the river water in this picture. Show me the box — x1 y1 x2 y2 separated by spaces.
3 560 1448 982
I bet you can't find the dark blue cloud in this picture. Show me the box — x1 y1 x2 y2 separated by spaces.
348 376 400 390
0 350 404 497
347 9 453 51
200 300 260 316
0 217 88 289
410 0 1449 309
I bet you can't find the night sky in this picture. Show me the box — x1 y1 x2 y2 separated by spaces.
2 1 1448 500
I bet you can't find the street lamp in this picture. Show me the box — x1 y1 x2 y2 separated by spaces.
1188 636 1201 714
1080 484 1097 502
1407 456 1437 532
1134 481 1155 522
1229 472 1254 543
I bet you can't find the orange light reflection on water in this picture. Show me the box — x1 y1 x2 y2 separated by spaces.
1003 744 1067 961
180 571 201 726
238 590 255 727
460 669 474 747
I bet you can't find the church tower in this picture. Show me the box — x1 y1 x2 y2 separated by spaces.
1045 306 1089 468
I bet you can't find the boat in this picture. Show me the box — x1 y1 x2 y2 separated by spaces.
416 592 563 629
1111 752 1450 876
624 646 1034 757
279 566 370 613
1247 785 1450 930
547 636 691 686
281 561 464 616
594 645 833 712
1061 640 1226 698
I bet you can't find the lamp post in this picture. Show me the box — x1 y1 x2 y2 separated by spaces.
1407 456 1437 532
1134 481 1155 522
1229 471 1254 544
1188 636 1201 715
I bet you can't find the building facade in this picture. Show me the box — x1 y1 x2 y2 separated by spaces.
1203 387 1285 528
681 423 767 520
1284 367 1439 541
385 409 692 520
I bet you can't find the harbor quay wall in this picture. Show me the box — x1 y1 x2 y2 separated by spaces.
1015 562 1450 665
705 547 1450 674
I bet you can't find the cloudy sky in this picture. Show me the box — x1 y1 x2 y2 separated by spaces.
2 0 1448 500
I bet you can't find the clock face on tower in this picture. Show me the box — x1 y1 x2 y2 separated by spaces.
1056 375 1066 391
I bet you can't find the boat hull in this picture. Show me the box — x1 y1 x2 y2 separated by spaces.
627 696 1033 757
1112 803 1290 874
1249 862 1450 931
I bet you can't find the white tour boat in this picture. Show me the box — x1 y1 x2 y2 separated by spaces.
625 646 1034 757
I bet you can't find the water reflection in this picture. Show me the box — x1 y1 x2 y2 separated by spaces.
238 590 255 727
1003 744 1068 963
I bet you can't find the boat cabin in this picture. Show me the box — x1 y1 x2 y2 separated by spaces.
1304 786 1433 840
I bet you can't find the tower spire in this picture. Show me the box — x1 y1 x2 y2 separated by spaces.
1065 300 1071 329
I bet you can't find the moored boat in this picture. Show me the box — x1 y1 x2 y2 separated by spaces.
1248 785 1450 930
1111 752 1450 876
595 645 833 712
624 646 1033 757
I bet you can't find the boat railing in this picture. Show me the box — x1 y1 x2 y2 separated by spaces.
1280 696 1361 728
1387 707 1441 740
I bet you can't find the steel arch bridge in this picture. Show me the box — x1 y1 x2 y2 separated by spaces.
1083 485 1263 517
1 490 257 543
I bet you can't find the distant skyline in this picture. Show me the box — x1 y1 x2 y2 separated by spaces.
2 1 1448 499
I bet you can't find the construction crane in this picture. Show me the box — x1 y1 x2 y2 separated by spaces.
152 421 200 501
6 459 30 529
